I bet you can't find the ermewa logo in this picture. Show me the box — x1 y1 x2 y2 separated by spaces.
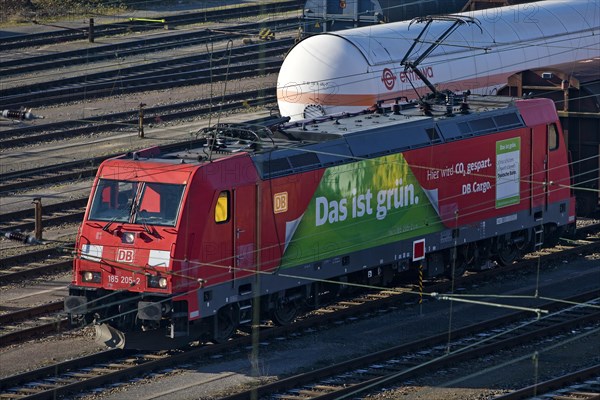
316 179 418 226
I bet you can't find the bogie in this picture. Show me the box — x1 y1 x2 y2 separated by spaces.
212 304 239 343
270 290 303 326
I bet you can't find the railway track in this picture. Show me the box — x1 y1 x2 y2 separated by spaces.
219 294 600 400
0 301 67 347
1 38 291 109
2 18 297 78
0 0 302 51
0 247 73 285
0 223 595 350
0 89 278 150
0 161 103 192
0 200 86 234
1 288 597 400
494 365 600 400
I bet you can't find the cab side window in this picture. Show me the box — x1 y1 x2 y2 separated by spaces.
548 124 558 151
215 191 230 223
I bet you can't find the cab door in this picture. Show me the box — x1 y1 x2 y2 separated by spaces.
232 184 258 282
531 126 548 210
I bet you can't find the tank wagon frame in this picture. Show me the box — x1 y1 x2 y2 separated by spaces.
302 0 470 34
65 95 575 349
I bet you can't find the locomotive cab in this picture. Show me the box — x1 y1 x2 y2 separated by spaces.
64 158 201 348
65 148 264 349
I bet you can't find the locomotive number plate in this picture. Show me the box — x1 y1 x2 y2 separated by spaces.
108 274 141 286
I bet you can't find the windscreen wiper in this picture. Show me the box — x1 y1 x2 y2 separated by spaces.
102 216 118 232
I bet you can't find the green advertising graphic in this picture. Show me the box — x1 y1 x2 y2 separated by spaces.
495 137 521 208
281 153 444 268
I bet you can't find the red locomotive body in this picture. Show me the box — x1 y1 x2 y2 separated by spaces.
65 97 575 349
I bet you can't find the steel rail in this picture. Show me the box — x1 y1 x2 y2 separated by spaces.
0 246 73 266
2 40 289 97
1 43 288 109
0 91 277 180
220 294 600 400
1 20 297 77
0 259 72 285
0 199 88 224
0 87 277 152
0 1 302 51
4 61 281 109
0 87 277 148
493 364 600 399
0 319 69 348
0 301 64 325
2 290 597 400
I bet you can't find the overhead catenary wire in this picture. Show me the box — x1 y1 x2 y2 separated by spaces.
55 134 592 296
4 5 597 391
56 151 595 311
2 110 597 227
18 145 592 335
3 8 596 288
71 231 598 330
332 305 600 400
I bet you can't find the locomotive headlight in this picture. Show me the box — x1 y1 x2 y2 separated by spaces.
158 277 167 289
82 271 101 283
122 232 135 244
148 275 168 289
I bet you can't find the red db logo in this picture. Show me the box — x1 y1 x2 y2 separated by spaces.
116 249 135 263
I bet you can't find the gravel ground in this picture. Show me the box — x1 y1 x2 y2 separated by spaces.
365 326 600 400
78 256 600 400
1 4 598 399
1 2 278 379
1 254 597 399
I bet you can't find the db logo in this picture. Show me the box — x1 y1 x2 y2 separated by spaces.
116 248 135 263
273 192 288 214
339 0 346 9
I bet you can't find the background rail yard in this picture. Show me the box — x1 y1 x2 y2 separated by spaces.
1 1 599 399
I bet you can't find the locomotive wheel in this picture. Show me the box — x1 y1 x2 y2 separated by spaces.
495 244 519 266
213 305 237 343
271 294 299 326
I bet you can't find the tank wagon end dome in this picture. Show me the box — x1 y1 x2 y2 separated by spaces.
277 34 374 121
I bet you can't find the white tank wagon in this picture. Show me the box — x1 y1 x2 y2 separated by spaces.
277 0 600 121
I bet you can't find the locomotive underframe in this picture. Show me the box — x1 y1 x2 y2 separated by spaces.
196 201 570 328
68 200 571 349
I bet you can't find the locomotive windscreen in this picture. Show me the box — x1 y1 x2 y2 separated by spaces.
89 179 185 227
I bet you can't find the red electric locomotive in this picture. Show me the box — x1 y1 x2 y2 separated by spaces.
65 95 576 349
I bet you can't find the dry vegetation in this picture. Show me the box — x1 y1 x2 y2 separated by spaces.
2 0 129 23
